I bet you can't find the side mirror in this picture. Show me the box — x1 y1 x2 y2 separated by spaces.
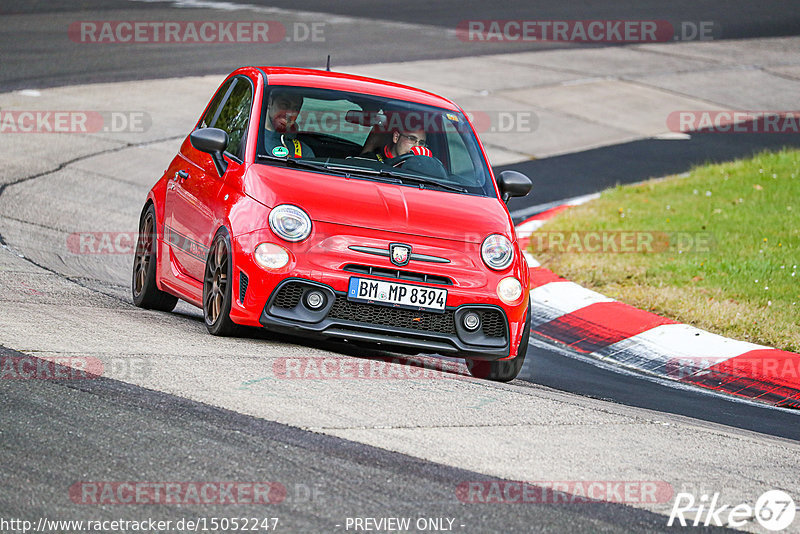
497 170 532 203
190 128 229 176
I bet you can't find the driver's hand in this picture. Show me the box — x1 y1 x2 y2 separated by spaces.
410 145 433 157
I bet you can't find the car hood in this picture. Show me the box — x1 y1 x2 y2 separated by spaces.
245 164 513 243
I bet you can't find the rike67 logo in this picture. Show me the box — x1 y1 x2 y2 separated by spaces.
668 490 796 531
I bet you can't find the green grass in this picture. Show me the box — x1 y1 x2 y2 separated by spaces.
534 148 800 352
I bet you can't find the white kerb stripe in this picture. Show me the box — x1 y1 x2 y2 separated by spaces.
530 281 615 318
516 219 547 237
566 192 600 206
593 323 766 376
522 251 540 268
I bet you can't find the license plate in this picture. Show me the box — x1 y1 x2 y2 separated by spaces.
347 277 447 313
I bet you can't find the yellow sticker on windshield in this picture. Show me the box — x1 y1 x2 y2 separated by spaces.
446 113 460 122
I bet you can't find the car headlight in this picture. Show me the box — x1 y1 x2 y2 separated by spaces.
497 277 523 304
481 234 514 270
254 242 290 270
269 204 312 242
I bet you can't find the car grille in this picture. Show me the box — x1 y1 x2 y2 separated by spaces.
273 283 304 308
270 282 506 339
328 298 457 334
343 264 452 286
480 310 506 338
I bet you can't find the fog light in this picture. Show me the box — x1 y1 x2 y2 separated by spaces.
497 277 523 304
305 290 325 309
463 312 481 331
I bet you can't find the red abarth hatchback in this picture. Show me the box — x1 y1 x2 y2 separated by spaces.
132 66 533 381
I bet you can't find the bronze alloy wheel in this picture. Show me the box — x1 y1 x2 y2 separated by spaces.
133 212 154 297
131 205 178 312
204 237 228 324
202 231 239 336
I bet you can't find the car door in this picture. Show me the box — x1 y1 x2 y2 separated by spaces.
164 76 253 282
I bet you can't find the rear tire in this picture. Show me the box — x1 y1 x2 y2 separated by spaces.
203 230 239 336
466 303 530 382
132 204 178 312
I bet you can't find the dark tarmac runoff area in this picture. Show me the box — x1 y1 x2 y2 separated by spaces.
1 2 799 533
2 0 799 91
505 131 800 216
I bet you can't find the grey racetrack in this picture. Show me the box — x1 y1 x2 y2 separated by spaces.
1 2 799 533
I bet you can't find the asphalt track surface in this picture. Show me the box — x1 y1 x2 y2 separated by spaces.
505 131 800 216
2 0 800 91
528 340 800 441
2 2 800 533
1 344 733 533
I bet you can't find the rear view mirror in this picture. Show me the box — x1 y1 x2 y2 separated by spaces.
496 170 532 203
345 110 388 127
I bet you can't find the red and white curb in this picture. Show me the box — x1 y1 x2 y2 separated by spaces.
514 202 800 409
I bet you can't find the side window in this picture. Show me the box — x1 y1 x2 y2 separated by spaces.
443 120 474 176
199 79 234 129
213 80 253 158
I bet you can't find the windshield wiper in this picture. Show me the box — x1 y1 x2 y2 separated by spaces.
323 164 405 182
257 155 404 184
376 169 468 193
256 155 467 192
257 154 335 172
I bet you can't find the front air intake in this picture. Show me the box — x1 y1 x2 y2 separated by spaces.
239 271 249 303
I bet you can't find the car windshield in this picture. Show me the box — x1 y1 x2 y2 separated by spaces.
257 85 495 197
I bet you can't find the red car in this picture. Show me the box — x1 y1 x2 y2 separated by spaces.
132 66 533 381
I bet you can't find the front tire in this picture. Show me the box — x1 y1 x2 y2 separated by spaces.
466 303 530 382
203 230 239 336
132 204 178 312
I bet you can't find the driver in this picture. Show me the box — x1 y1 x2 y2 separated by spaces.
363 128 432 163
264 89 315 158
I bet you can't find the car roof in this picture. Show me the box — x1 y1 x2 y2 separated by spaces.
248 66 461 111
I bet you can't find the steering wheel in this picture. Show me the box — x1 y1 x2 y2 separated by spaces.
389 152 416 167
390 153 450 180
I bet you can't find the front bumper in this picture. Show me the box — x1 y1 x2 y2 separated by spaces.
259 278 512 360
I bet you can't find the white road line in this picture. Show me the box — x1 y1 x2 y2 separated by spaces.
530 281 615 326
516 219 548 236
512 193 601 222
522 250 540 268
592 323 766 375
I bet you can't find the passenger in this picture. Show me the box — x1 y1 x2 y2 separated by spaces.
264 89 315 158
